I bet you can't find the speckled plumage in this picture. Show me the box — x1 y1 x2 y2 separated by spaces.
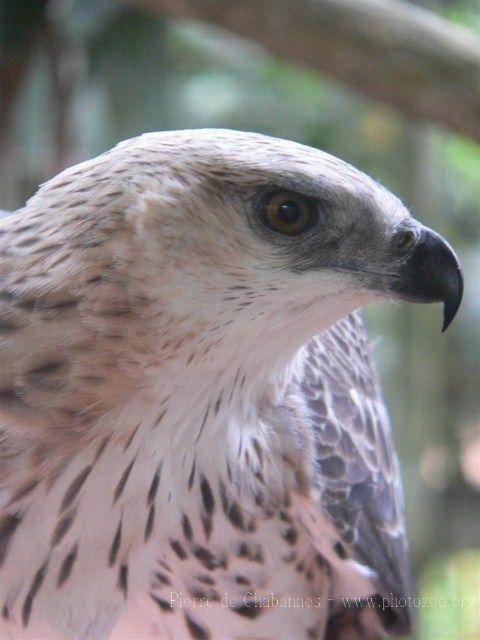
0 129 439 640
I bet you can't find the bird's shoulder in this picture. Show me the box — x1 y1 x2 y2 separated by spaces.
280 312 411 637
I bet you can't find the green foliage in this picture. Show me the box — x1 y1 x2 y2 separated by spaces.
417 551 480 639
441 1 480 32
444 136 480 213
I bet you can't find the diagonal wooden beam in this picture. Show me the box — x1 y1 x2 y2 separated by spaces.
134 0 480 142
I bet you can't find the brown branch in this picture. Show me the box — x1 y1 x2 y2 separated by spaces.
0 0 49 206
0 0 49 148
133 0 480 142
44 17 81 174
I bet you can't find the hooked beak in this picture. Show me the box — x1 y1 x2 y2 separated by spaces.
390 226 463 331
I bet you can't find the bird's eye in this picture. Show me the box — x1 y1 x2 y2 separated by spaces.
261 191 318 236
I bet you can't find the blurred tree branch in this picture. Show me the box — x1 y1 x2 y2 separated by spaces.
0 0 48 144
0 0 49 203
133 0 480 142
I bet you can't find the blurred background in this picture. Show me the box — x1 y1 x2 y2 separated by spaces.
0 1 479 637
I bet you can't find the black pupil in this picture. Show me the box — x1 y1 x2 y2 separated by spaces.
277 201 302 225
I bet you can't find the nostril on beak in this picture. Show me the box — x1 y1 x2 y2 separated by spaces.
393 229 417 253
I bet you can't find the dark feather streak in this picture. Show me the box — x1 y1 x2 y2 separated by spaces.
118 564 128 598
184 611 211 640
22 561 47 627
194 405 210 444
182 513 193 542
60 465 92 512
51 513 74 547
57 544 78 587
7 479 38 505
113 458 135 503
201 514 212 541
144 505 155 542
188 458 196 491
0 513 22 566
147 468 161 505
155 572 171 587
200 476 215 516
192 545 224 571
124 422 141 450
282 527 298 546
150 593 173 612
170 539 188 560
232 603 262 619
109 521 122 566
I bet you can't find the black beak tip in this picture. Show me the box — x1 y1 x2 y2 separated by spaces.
392 225 464 332
441 264 464 332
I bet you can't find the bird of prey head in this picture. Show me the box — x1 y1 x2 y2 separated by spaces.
0 130 462 640
116 130 461 350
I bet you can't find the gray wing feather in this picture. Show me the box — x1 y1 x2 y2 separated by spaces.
296 311 411 636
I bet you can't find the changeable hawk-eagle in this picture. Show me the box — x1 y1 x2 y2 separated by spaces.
0 130 462 640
